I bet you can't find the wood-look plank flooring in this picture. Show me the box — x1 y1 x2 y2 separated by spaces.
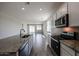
30 34 53 56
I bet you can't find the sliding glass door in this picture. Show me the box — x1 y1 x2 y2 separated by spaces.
27 24 43 35
28 25 35 35
36 25 43 34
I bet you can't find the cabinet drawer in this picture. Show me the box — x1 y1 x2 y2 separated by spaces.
61 43 75 56
61 47 71 56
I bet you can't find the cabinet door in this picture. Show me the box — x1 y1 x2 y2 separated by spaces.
28 36 33 55
61 3 68 16
20 43 29 56
57 8 62 19
61 43 75 56
57 3 68 19
68 2 79 26
61 47 70 56
24 43 29 56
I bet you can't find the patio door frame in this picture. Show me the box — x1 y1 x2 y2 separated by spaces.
27 24 43 34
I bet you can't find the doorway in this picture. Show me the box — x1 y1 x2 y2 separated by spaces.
27 24 43 35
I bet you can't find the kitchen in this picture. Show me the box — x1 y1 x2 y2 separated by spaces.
45 2 79 56
0 2 79 56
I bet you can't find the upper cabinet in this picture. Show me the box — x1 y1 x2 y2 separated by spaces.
52 14 57 26
55 3 69 28
56 2 79 27
57 3 68 19
68 2 79 26
57 7 62 19
62 3 68 16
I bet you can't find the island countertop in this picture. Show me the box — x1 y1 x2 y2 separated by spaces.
0 35 29 53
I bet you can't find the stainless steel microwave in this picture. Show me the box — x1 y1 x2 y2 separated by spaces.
55 14 69 28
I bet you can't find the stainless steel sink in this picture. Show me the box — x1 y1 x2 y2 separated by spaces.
22 35 30 38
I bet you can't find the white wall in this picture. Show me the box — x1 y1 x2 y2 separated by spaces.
0 12 22 39
43 16 63 36
0 2 62 39
42 3 63 36
0 11 42 39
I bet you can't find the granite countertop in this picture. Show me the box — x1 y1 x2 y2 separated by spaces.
0 35 30 53
60 40 79 53
60 40 75 48
51 34 79 53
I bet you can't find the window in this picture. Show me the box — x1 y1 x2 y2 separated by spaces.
47 20 51 32
29 25 35 34
36 25 42 30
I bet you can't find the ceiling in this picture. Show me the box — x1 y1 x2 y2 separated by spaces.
0 2 62 23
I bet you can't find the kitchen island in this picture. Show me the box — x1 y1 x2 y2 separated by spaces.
0 34 33 56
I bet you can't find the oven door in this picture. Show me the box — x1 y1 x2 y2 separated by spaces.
51 38 60 56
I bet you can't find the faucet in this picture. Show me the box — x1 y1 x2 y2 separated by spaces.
20 24 25 38
20 29 25 38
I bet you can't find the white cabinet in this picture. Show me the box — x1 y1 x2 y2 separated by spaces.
68 2 79 26
60 43 75 56
56 2 79 26
61 47 70 56
57 3 68 19
57 7 62 19
62 3 68 16
52 14 56 27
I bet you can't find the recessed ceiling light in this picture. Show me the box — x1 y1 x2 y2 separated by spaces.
40 8 42 11
22 8 25 10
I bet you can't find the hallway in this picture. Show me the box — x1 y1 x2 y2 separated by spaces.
30 34 53 56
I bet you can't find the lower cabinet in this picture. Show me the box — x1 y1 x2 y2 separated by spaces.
19 43 29 56
61 48 69 56
28 38 33 55
19 36 33 56
60 43 75 56
61 46 71 56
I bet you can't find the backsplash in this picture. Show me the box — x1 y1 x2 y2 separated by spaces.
63 27 79 32
63 27 79 40
51 27 63 36
51 26 79 36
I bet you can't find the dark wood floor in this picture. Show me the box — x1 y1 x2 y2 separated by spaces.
30 34 53 56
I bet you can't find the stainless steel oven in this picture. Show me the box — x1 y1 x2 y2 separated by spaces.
51 37 60 56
